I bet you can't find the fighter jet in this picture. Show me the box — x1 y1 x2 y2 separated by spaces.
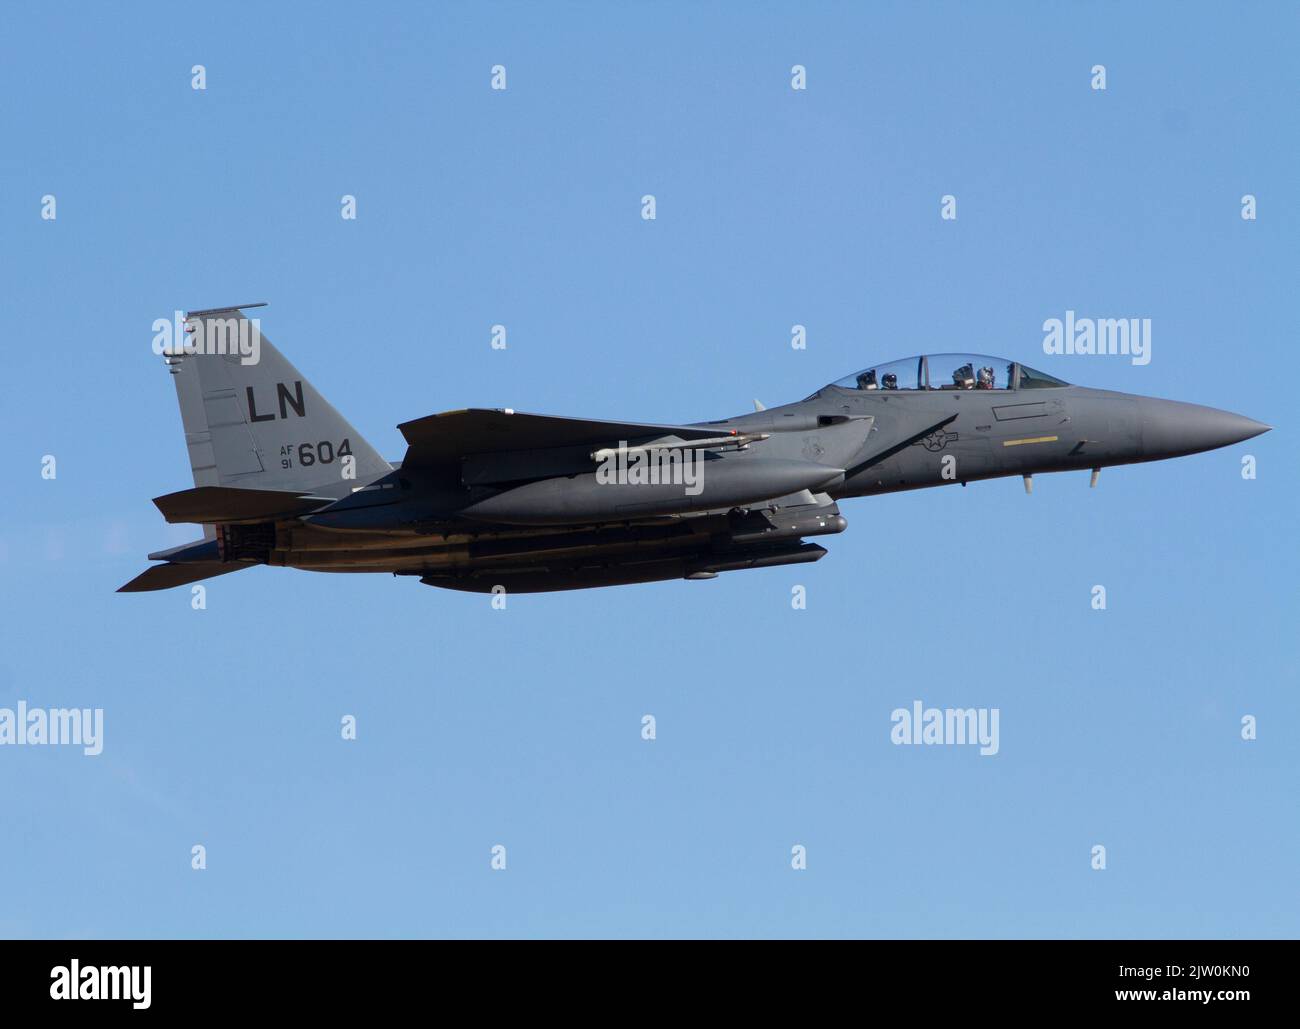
119 304 1270 594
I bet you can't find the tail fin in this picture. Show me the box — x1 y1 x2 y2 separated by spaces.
164 305 391 493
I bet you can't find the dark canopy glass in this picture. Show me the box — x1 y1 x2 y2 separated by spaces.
830 354 1068 392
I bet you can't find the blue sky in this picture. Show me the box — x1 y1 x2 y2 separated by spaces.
1 1 1296 938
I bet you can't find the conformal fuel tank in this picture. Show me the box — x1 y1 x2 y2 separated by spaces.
458 458 846 525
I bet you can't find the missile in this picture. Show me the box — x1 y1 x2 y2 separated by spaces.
590 433 767 461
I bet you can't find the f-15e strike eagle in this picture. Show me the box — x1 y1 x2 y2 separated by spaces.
120 304 1269 594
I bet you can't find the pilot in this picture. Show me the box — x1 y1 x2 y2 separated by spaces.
953 363 975 389
882 373 898 390
857 370 878 390
977 366 995 390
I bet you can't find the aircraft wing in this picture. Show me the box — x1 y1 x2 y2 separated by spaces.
396 408 734 469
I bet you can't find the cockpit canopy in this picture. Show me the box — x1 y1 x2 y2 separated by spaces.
829 354 1068 392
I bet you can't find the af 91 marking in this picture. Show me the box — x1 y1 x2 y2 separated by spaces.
280 438 352 470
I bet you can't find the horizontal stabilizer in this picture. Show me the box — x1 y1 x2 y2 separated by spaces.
117 561 255 593
152 485 332 524
398 409 737 468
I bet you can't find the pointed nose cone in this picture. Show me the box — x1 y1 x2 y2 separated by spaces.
1141 399 1270 460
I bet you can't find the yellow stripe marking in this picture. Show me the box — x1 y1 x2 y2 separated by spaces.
1002 435 1059 447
